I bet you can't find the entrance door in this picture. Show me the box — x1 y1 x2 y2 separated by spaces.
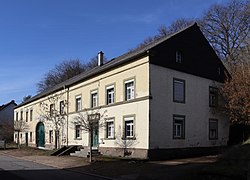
36 122 45 148
91 123 99 148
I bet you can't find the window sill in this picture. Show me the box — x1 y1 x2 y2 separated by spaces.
104 137 115 140
74 138 82 140
122 137 136 140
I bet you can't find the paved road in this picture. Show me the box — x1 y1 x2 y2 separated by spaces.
0 154 108 180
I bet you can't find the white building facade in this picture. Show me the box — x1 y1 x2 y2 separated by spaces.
14 23 229 159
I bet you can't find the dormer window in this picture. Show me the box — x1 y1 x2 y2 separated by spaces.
176 51 182 63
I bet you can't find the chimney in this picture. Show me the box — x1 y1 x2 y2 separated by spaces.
98 51 104 66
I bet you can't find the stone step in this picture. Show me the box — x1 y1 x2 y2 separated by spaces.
70 148 101 158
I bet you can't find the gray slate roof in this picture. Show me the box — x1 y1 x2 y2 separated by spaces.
15 23 198 108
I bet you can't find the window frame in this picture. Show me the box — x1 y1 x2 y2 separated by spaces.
49 104 55 115
75 125 81 139
106 118 115 139
209 119 218 140
106 84 115 105
26 111 28 122
75 95 82 112
124 116 135 139
173 78 185 103
91 90 98 108
173 115 185 139
20 111 23 120
30 109 33 121
209 87 218 107
124 79 135 101
176 51 182 63
60 101 65 115
49 130 53 143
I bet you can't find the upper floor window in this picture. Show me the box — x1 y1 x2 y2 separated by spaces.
91 91 98 108
173 78 185 103
50 104 55 115
176 51 182 63
173 115 185 139
20 111 23 120
75 96 82 112
209 87 218 107
124 116 134 139
16 112 18 121
125 79 135 101
209 119 218 140
106 85 115 105
30 109 33 121
60 101 65 115
106 119 114 139
26 111 28 122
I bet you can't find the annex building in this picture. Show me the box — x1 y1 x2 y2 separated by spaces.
14 23 229 159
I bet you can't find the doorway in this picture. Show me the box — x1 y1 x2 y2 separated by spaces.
36 122 45 148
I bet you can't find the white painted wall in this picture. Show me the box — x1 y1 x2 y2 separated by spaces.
149 64 229 149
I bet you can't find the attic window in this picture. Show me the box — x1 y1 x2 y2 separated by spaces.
176 51 182 63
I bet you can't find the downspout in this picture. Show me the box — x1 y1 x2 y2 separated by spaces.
65 85 69 146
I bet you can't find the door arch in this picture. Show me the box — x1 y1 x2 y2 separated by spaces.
36 122 45 148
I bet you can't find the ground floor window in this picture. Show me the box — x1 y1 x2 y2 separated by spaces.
75 125 81 139
124 116 134 138
173 115 185 139
30 132 32 142
49 130 53 143
209 119 218 140
106 119 114 139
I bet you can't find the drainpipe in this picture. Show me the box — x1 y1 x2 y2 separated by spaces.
64 85 69 146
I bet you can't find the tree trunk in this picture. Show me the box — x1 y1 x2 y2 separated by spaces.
17 131 20 149
89 130 92 163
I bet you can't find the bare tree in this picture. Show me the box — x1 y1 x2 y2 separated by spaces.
199 0 250 68
0 122 13 142
14 119 29 149
37 56 108 93
22 95 32 103
39 93 68 149
73 109 107 162
220 53 250 126
133 18 195 50
115 126 138 157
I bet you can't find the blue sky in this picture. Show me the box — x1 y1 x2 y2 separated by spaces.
0 0 229 105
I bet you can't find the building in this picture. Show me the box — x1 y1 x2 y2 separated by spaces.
14 23 229 159
0 100 17 141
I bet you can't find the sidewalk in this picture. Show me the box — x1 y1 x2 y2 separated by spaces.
0 148 218 180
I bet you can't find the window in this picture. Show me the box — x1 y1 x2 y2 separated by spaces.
173 115 185 139
124 116 134 138
26 111 28 122
49 130 53 143
209 119 218 140
30 132 32 142
50 104 55 115
30 109 33 121
20 111 23 120
75 125 81 139
125 79 135 101
60 101 65 115
16 112 18 121
91 91 98 108
173 78 185 103
209 87 218 107
106 119 114 139
75 96 81 112
176 51 182 63
106 85 115 105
